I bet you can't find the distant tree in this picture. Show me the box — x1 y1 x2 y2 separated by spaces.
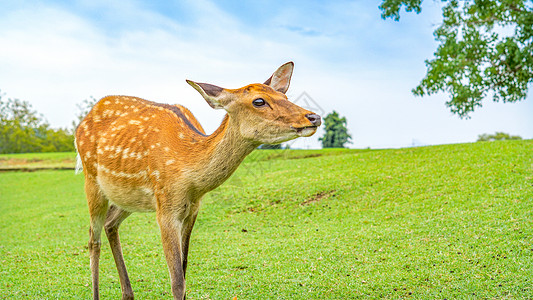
319 111 352 148
477 132 522 141
44 127 76 152
73 96 98 131
380 0 533 118
258 144 282 149
0 91 75 153
0 94 46 153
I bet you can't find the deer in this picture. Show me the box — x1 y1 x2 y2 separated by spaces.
75 62 321 300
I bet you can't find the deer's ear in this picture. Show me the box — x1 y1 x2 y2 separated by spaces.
264 61 294 94
186 80 226 109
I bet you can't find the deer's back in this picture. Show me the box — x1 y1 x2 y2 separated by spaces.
75 96 206 211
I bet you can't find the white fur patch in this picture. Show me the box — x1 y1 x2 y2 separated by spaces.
74 139 83 175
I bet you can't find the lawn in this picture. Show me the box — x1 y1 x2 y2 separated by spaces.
0 152 76 171
0 140 531 299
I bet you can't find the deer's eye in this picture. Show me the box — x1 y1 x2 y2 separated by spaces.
252 98 266 107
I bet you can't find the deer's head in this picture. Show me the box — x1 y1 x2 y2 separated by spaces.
187 62 321 144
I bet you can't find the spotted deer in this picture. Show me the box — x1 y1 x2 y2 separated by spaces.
75 62 321 299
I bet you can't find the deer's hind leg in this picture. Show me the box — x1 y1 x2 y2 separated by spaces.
104 205 133 300
85 178 109 300
181 202 200 277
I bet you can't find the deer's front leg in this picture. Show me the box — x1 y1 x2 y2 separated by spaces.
157 210 186 300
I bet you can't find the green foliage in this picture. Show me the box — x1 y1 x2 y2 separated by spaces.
477 131 522 141
0 140 531 298
379 0 423 20
381 0 533 118
0 92 74 154
319 111 352 148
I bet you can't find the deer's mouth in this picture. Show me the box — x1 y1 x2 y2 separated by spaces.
292 125 318 137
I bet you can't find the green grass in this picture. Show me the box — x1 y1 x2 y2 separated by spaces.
0 140 532 299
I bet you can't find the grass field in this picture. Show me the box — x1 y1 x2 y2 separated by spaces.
0 140 532 299
0 152 76 171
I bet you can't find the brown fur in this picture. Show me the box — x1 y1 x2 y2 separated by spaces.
76 62 320 299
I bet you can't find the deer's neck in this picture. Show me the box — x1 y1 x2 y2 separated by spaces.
194 114 259 192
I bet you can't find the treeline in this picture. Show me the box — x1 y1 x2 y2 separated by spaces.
477 132 522 142
0 95 75 154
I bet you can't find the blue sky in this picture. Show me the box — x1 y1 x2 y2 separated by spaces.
1 0 531 148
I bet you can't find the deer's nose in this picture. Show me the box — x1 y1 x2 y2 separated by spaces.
305 114 322 126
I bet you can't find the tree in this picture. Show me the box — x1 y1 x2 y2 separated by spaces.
0 94 46 153
319 111 352 148
258 144 282 149
477 131 522 141
0 91 75 153
72 96 98 131
380 0 533 118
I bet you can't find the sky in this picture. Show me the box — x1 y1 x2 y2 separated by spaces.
1 0 531 149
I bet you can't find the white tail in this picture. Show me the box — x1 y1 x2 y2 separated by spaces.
74 138 83 174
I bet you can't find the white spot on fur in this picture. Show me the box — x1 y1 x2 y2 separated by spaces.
165 159 175 166
103 110 114 117
119 125 126 131
97 164 147 179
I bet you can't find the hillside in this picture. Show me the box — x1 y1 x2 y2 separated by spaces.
0 140 531 298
